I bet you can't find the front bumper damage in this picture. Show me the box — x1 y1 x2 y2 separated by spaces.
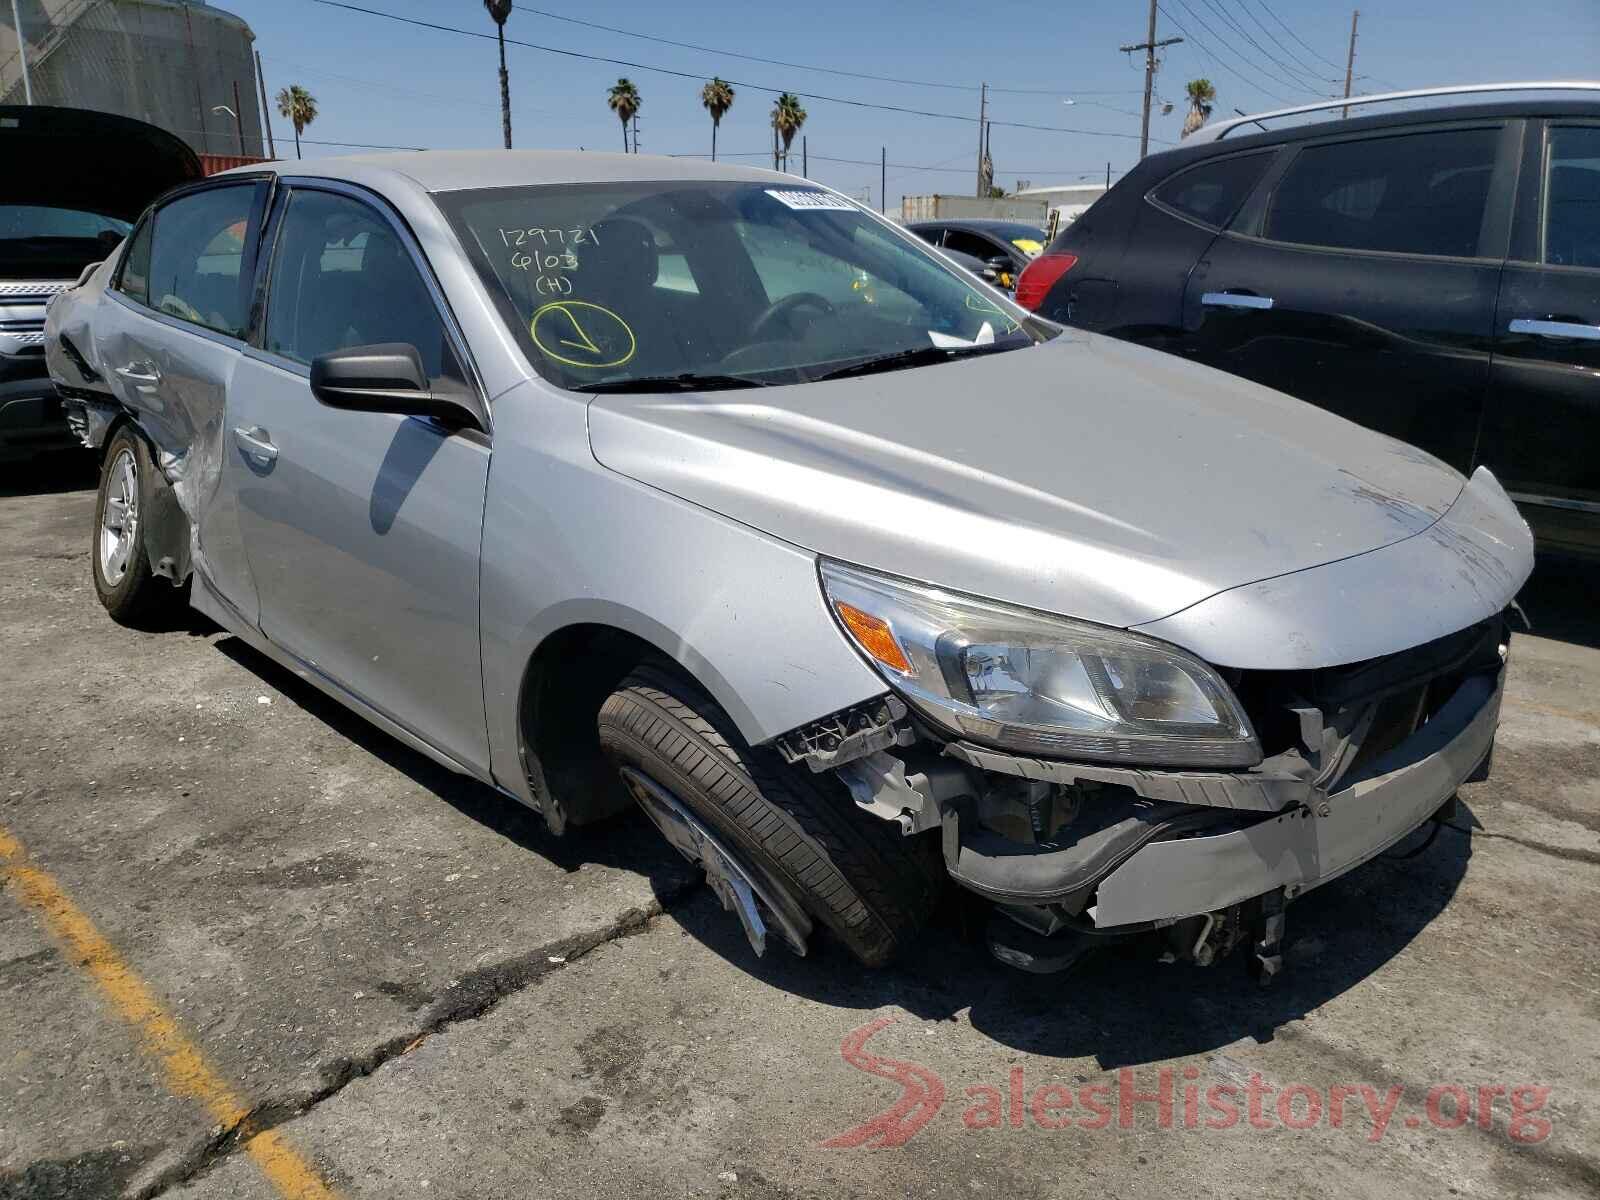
799 615 1510 974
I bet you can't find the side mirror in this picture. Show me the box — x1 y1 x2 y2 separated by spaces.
309 343 484 431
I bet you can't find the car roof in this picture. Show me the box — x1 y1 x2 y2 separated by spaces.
220 149 793 194
909 218 1042 232
1139 97 1600 177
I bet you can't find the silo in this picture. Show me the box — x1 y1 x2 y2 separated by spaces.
1 0 268 157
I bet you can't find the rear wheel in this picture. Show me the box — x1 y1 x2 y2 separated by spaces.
92 426 177 625
597 664 937 966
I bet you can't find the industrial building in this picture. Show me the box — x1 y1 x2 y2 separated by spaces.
1 0 268 158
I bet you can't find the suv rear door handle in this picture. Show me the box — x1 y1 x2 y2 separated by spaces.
1508 317 1600 341
233 426 278 464
1202 292 1274 311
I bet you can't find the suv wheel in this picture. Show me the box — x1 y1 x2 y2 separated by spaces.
597 663 937 966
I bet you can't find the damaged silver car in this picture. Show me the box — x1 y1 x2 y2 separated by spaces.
45 152 1534 976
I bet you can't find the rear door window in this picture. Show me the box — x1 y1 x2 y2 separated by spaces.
944 229 1005 261
141 184 263 336
1263 128 1500 258
1543 126 1600 268
1152 152 1273 229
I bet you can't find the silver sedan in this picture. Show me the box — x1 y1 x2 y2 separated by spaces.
45 151 1533 977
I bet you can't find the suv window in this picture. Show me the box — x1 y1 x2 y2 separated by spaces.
1152 152 1272 228
263 188 458 383
142 185 260 336
1264 128 1499 258
116 216 154 305
1545 126 1600 269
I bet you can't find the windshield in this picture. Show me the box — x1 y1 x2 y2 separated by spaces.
0 205 130 279
436 181 1045 390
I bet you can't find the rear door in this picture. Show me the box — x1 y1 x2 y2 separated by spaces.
1068 149 1275 339
1480 120 1600 552
99 179 268 618
1177 122 1517 474
224 182 492 772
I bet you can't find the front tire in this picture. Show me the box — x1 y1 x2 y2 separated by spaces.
92 426 177 626
597 664 937 966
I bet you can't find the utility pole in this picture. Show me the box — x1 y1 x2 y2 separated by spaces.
1106 161 1111 189
1121 0 1182 160
255 49 276 158
8 0 33 104
975 81 987 197
631 112 640 154
881 146 887 216
230 80 246 154
1342 10 1360 118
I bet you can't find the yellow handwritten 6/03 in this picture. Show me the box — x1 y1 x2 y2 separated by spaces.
529 300 636 369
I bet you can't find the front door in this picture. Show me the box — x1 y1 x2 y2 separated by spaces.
1480 120 1600 553
224 184 492 772
1178 123 1514 474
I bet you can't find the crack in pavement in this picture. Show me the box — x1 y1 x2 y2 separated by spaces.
1443 820 1600 867
1276 1023 1600 1193
133 877 700 1200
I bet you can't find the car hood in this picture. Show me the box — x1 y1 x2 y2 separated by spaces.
0 105 202 220
587 331 1470 639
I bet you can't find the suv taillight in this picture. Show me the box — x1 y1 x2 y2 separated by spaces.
1013 253 1078 311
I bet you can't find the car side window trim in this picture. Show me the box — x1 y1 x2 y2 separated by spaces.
1144 149 1280 233
246 177 488 418
105 177 272 345
1231 120 1519 263
1506 118 1600 274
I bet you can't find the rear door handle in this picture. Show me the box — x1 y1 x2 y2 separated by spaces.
113 363 160 384
232 426 278 464
1508 317 1600 341
1202 292 1274 311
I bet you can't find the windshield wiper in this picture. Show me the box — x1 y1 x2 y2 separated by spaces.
811 340 1022 383
572 372 771 394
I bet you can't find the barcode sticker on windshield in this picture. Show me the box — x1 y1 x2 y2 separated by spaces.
765 189 856 212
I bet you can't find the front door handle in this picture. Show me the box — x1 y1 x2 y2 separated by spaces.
113 363 160 385
232 426 278 464
1202 291 1274 311
1508 317 1600 341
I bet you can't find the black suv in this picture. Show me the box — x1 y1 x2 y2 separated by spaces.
1017 91 1600 555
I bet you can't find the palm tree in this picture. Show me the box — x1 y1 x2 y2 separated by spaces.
275 85 318 159
608 78 641 152
484 0 513 149
1182 78 1216 139
771 93 806 172
700 77 735 162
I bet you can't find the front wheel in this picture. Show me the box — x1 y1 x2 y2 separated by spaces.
597 664 937 966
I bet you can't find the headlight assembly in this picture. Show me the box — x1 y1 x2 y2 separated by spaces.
820 560 1260 768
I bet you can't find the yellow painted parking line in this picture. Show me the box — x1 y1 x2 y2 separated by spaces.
0 825 339 1200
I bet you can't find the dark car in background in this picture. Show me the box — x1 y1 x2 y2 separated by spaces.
1015 84 1600 556
907 218 1045 292
1 105 200 462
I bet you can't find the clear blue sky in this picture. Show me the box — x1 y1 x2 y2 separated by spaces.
233 0 1600 207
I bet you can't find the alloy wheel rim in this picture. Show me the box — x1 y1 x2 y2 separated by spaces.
620 766 813 958
99 448 138 586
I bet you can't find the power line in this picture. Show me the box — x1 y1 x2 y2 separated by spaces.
1235 0 1338 83
1168 0 1321 98
1197 0 1335 92
512 5 1134 97
309 1 1160 142
1253 0 1347 71
1157 2 1294 104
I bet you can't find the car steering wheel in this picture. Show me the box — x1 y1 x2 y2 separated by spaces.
748 291 836 342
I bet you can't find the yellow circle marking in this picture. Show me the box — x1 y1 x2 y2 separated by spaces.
530 300 636 369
